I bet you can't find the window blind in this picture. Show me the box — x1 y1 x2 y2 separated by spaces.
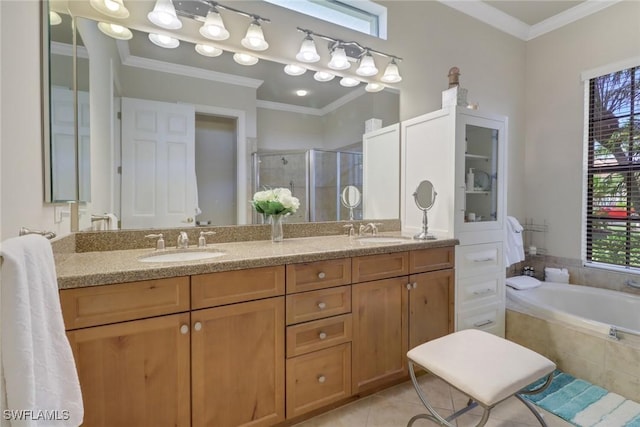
586 66 640 269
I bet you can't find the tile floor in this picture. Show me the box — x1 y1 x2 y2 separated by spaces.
293 374 573 427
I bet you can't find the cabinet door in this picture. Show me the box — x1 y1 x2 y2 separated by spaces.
409 270 454 349
352 276 408 394
67 313 191 427
192 297 285 427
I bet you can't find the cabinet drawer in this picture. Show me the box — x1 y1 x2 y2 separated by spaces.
286 258 351 293
60 277 190 330
352 251 409 283
192 265 285 309
457 302 504 337
286 286 351 325
410 247 454 273
457 273 502 309
286 314 352 357
286 343 352 418
455 242 502 278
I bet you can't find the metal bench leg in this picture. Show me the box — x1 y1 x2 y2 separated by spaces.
515 372 555 427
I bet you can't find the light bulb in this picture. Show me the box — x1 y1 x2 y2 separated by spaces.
381 59 402 83
241 21 268 51
89 0 129 18
295 36 320 63
49 11 62 26
328 47 350 71
97 22 133 40
147 0 182 30
195 44 223 57
233 52 259 66
284 64 306 76
365 82 385 92
200 10 229 41
313 71 335 82
340 77 360 87
148 33 179 48
356 53 378 77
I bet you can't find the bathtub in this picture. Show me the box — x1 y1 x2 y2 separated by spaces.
505 281 640 402
506 281 640 337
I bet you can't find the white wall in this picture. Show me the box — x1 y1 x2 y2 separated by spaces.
257 109 324 151
1 0 528 240
524 1 640 260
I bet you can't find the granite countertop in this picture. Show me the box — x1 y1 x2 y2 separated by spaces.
56 233 458 289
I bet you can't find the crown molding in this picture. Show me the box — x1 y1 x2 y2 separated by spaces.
438 0 621 41
256 100 324 116
115 40 263 89
51 41 89 59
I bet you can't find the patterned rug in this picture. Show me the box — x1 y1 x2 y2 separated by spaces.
523 371 640 427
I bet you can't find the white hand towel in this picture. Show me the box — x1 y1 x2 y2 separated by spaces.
0 235 83 427
504 215 525 267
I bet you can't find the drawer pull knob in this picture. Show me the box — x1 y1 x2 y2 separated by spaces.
406 283 412 290
473 288 493 296
194 321 203 332
318 331 327 340
318 272 326 279
180 324 189 335
317 302 327 310
474 319 494 327
412 282 417 289
317 375 326 383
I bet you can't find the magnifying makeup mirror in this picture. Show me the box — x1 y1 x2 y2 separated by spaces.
413 180 437 240
341 185 361 221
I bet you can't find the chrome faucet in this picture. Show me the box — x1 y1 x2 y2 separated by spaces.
359 222 381 236
177 231 189 249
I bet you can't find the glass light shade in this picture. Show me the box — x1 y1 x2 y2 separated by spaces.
195 44 223 57
284 64 306 76
295 36 320 63
148 33 179 48
147 0 182 30
90 0 130 19
340 77 360 87
365 82 385 92
241 21 268 51
233 52 259 66
199 10 229 41
328 47 350 70
49 11 62 25
381 60 402 83
97 22 133 40
356 54 378 77
313 71 335 82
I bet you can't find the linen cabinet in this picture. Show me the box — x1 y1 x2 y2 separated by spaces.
401 106 507 336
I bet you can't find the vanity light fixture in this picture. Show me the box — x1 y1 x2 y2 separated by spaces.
340 77 360 87
356 51 378 77
199 9 229 41
148 33 180 48
365 82 385 92
195 43 223 57
241 19 269 51
147 0 182 30
296 34 320 63
327 45 350 70
49 11 62 25
314 71 335 82
233 52 259 66
97 22 133 40
381 59 402 83
284 64 307 76
90 0 129 19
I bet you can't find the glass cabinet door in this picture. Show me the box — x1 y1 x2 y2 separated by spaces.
464 124 499 224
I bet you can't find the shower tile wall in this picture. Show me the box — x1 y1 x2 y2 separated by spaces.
256 153 308 223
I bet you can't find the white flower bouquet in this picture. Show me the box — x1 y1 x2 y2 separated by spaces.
252 188 300 217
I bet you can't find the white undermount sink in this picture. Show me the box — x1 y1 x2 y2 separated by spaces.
139 250 226 263
356 236 411 244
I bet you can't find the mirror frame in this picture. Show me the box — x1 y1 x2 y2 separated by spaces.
42 0 53 202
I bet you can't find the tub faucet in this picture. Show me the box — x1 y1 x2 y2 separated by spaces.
177 231 189 249
359 222 381 236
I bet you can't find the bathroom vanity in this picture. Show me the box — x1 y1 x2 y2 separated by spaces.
56 233 455 427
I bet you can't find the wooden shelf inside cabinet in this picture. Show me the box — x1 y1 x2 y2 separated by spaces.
465 153 490 161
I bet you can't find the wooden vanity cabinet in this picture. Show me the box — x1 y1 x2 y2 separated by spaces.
61 277 191 427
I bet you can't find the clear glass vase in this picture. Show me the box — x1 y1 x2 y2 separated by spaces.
270 214 284 242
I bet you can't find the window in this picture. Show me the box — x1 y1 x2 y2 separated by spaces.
585 65 640 270
263 0 387 39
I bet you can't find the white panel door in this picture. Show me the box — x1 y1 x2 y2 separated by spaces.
362 123 400 219
121 98 196 229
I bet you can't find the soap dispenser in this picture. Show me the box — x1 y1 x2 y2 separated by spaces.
466 168 475 190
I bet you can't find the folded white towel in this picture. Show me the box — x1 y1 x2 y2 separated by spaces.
505 216 525 267
545 267 570 283
0 235 84 427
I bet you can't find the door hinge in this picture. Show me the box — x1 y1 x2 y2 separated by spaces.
117 166 122 174
117 111 121 120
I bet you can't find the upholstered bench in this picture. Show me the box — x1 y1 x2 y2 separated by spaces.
407 329 556 427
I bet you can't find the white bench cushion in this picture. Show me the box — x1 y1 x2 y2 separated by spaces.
407 329 556 407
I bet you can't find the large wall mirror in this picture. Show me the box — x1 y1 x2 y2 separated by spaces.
45 0 401 230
